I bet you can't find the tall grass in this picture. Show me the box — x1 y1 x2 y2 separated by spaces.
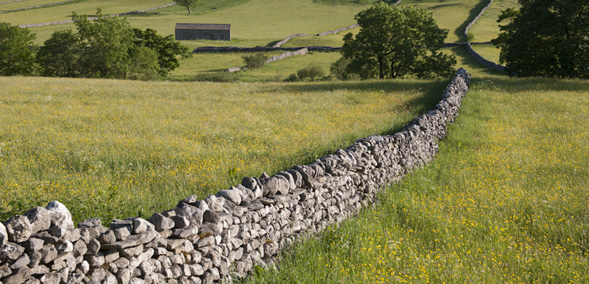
0 76 447 224
247 72 589 283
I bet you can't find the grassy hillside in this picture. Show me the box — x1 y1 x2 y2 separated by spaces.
15 0 371 45
0 76 448 224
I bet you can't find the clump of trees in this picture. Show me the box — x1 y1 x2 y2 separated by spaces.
1 10 191 80
333 3 456 80
492 0 588 79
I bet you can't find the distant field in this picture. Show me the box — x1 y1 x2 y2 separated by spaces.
0 76 447 224
1 0 170 26
20 0 370 45
468 0 519 42
0 0 67 11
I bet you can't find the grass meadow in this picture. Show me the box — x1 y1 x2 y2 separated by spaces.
246 62 589 284
0 76 448 224
3 0 589 282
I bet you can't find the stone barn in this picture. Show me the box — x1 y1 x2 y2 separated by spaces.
175 23 231 41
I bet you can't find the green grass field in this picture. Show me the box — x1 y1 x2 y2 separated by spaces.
246 53 589 284
0 75 448 225
2 0 589 282
0 0 70 11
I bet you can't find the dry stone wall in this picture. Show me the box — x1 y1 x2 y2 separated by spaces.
0 0 74 14
272 34 308 48
464 0 505 71
18 3 175 28
0 69 471 284
226 48 308 73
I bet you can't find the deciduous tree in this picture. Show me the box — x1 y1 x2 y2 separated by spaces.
72 10 135 79
132 28 191 77
38 29 84 77
0 23 38 76
174 0 199 15
341 3 455 79
492 0 589 78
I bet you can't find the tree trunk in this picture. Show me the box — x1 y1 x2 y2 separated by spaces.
188 7 191 14
378 57 385 79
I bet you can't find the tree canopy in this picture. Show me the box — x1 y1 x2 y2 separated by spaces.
340 3 455 80
492 0 589 78
38 10 191 80
174 0 199 15
0 23 38 76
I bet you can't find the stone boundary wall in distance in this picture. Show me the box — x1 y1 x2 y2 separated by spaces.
0 0 74 14
464 0 505 72
0 69 471 284
272 34 308 48
315 0 403 36
18 3 176 28
226 48 309 73
194 46 340 53
315 24 358 37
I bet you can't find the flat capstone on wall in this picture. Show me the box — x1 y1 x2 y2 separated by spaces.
0 69 471 284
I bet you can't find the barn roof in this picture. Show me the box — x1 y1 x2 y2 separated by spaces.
175 23 231 30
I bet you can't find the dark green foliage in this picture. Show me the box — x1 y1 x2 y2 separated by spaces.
284 73 300 82
38 10 190 80
127 46 160 81
174 0 199 14
341 3 456 79
330 57 356 80
492 0 589 78
0 23 38 76
72 10 135 79
242 53 268 69
132 28 192 77
313 0 398 5
296 64 326 81
38 30 84 77
191 72 240 82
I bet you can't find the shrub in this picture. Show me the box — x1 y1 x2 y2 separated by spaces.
242 53 268 69
297 64 326 81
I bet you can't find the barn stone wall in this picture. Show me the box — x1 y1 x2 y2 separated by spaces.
0 69 471 284
175 29 230 41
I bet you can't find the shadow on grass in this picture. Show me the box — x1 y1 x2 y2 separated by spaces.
448 46 505 77
126 11 163 18
266 40 280 47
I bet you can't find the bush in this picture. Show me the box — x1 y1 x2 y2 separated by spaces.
330 57 353 80
297 64 326 81
284 73 300 82
466 32 475 42
242 53 268 69
192 72 240 82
